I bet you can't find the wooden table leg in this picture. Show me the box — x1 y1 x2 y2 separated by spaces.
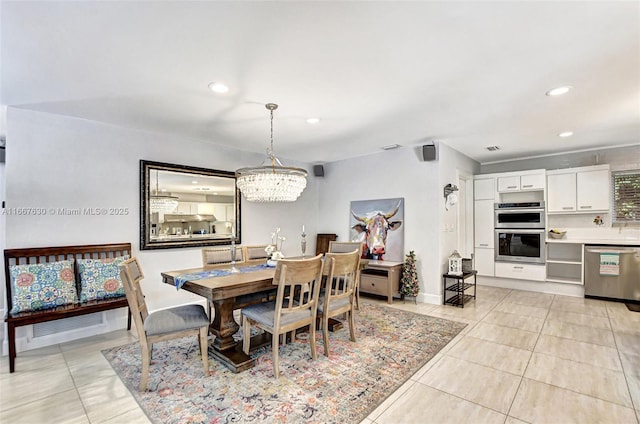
208 298 256 373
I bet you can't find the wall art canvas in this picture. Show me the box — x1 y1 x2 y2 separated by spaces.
350 197 404 262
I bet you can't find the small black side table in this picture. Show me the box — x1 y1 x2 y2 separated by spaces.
442 270 477 308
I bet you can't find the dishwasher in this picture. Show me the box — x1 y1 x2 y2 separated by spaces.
584 245 640 302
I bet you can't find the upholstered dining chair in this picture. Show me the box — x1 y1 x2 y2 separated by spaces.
241 254 324 379
243 245 274 264
328 241 364 309
318 249 361 356
201 246 244 268
119 257 210 391
328 241 363 254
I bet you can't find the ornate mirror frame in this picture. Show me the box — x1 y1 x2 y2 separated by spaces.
140 160 241 250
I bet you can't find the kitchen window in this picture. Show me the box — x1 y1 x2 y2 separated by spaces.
612 170 640 225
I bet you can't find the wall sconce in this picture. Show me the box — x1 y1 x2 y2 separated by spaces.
444 183 459 211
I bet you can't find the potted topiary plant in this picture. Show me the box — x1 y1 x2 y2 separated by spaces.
400 250 419 303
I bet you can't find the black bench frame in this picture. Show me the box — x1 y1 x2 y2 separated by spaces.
4 243 132 372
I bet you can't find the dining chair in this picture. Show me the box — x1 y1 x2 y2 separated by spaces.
241 254 324 379
243 245 274 264
201 246 244 268
328 241 363 254
119 257 210 391
318 249 361 356
328 241 364 309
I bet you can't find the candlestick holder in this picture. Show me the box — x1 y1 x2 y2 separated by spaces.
229 238 240 273
301 232 307 257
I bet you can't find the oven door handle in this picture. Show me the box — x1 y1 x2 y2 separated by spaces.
495 229 545 233
494 208 546 213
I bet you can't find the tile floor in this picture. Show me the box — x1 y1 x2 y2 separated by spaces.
1 285 639 423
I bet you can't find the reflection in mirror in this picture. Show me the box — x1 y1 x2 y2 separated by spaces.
140 160 240 250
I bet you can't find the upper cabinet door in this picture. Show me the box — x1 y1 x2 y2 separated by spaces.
577 169 610 212
474 178 496 200
520 173 545 191
497 176 520 192
547 173 576 212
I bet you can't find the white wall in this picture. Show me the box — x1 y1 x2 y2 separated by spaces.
2 107 481 354
317 143 479 304
3 108 320 351
437 143 481 298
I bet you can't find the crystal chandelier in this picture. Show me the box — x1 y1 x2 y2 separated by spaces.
236 103 308 202
149 170 179 213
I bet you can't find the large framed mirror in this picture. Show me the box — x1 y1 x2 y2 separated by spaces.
140 160 240 250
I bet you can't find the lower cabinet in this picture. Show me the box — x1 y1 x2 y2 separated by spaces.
359 260 402 304
474 247 495 276
546 243 583 285
495 262 546 281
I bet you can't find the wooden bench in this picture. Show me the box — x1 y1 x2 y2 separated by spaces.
4 243 132 373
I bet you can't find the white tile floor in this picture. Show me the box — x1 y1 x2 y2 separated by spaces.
1 285 639 423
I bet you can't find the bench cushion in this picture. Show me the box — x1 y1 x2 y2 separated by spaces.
9 260 77 314
78 256 129 302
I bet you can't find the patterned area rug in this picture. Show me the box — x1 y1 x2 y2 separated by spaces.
103 304 466 424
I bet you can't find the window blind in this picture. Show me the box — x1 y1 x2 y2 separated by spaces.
612 170 640 225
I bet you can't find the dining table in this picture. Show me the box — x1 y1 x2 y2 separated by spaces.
161 264 278 373
161 255 356 373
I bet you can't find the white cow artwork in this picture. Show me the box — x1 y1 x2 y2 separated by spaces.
350 198 404 262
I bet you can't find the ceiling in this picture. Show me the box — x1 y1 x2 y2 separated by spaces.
1 1 639 165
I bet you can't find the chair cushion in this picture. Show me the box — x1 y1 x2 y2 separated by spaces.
242 301 312 328
144 304 209 336
9 260 77 314
77 256 129 302
317 296 350 313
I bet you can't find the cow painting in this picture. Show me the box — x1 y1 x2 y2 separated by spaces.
351 200 403 261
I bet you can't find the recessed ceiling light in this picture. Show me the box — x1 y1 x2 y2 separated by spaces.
559 131 574 138
192 180 198 184
546 86 572 96
306 118 320 124
208 82 229 94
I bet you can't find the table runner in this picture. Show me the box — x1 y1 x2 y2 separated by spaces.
174 264 271 289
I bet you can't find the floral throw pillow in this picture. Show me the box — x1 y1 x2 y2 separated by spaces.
77 256 129 302
9 260 77 314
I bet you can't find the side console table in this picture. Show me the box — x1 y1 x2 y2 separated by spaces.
443 270 477 308
359 260 402 304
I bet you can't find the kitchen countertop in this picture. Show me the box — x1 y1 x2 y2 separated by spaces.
546 238 640 245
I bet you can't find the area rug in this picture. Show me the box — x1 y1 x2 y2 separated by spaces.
102 304 466 424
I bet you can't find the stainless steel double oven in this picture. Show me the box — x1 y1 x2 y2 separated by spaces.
494 202 546 264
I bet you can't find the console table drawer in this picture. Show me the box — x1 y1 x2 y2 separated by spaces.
360 274 389 296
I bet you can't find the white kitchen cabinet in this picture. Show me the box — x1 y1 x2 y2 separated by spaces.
474 199 494 248
474 247 495 277
495 262 546 281
498 176 520 192
474 177 495 200
176 202 195 214
547 165 610 214
196 203 216 215
520 173 546 191
547 172 576 212
576 169 610 212
497 172 545 193
474 199 495 277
